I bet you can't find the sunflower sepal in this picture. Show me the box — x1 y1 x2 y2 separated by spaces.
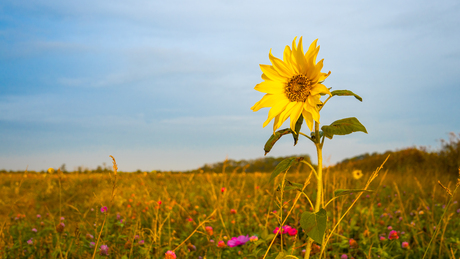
321 117 368 139
330 90 363 102
264 128 292 156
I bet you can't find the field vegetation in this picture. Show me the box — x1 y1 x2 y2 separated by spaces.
1 133 460 258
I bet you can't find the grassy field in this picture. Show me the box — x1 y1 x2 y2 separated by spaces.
1 163 460 258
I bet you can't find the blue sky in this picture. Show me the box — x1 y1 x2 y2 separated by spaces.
1 0 459 171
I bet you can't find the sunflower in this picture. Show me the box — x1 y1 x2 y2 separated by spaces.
251 37 331 133
352 170 363 180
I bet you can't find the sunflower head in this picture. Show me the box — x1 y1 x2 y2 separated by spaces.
251 37 331 133
352 170 363 180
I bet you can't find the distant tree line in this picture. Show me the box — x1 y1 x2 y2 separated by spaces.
184 154 314 174
331 132 460 176
1 133 459 175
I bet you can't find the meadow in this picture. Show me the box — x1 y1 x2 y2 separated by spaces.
1 155 460 259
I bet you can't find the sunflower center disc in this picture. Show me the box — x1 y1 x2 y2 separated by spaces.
285 75 312 102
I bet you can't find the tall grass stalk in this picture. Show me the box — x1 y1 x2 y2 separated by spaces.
422 169 460 259
91 156 118 259
319 155 389 258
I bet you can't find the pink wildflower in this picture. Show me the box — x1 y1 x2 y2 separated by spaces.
217 240 226 248
388 230 399 240
227 235 250 247
165 250 176 259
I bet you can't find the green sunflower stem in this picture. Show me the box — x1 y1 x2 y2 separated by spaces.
304 122 323 259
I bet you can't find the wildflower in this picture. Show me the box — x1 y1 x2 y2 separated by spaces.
388 230 399 240
288 228 298 236
40 221 45 226
165 250 176 259
205 226 213 235
32 228 37 233
47 168 54 174
349 238 358 249
282 225 291 234
90 242 95 248
230 209 237 214
352 170 363 180
56 222 65 233
377 203 381 207
60 217 65 221
221 187 226 193
186 218 193 222
86 233 94 240
419 210 424 215
101 206 108 213
341 255 348 259
251 37 332 132
99 245 109 256
91 208 94 211
379 236 386 241
410 221 415 226
116 213 121 220
227 235 250 247
37 214 41 219
158 200 162 206
27 239 33 245
402 241 409 249
249 236 258 242
387 226 393 230
457 209 460 213
217 240 226 248
139 240 145 245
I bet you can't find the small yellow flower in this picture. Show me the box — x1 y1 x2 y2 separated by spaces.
251 37 331 132
47 168 55 174
352 170 363 180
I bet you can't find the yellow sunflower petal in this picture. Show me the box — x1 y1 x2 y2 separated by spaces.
251 94 278 111
310 83 331 96
301 109 314 131
260 64 286 81
263 98 290 127
289 102 303 132
317 71 331 82
254 80 285 94
293 37 307 74
269 50 293 78
274 102 297 131
304 101 320 122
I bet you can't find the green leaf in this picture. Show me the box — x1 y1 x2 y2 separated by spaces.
264 128 292 155
300 208 327 244
334 189 373 197
321 117 368 139
331 90 363 102
291 116 303 146
269 157 297 182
